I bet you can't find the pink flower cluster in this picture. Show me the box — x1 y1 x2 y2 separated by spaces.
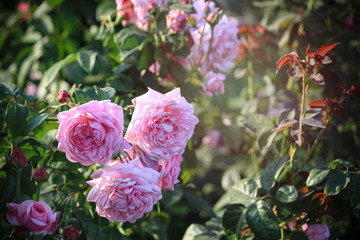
187 0 239 97
54 88 198 223
116 0 168 30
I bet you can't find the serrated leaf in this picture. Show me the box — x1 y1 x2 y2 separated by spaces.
6 102 29 139
302 118 325 128
275 184 298 203
48 150 81 170
183 224 207 240
238 114 274 134
245 201 280 240
26 113 49 134
260 155 288 190
107 75 133 93
222 204 246 240
77 50 98 73
325 170 350 196
258 130 277 149
306 168 330 186
274 119 298 133
329 158 354 169
40 54 77 90
214 179 258 211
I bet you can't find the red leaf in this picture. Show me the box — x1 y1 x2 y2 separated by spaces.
315 42 340 57
276 52 299 73
308 99 327 108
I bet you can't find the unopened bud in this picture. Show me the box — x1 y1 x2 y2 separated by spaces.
11 150 28 168
32 167 48 182
58 90 71 103
63 225 79 240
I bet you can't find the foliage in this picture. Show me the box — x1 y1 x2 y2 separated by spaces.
1 0 360 239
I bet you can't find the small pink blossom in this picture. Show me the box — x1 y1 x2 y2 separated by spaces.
202 130 222 148
25 83 38 96
32 167 48 182
158 155 183 190
87 158 162 223
58 90 71 103
56 100 124 166
6 200 60 236
201 71 226 97
125 88 199 162
63 225 79 240
303 224 330 240
166 9 187 32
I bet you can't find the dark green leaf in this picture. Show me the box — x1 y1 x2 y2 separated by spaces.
182 224 207 240
260 155 288 190
275 184 298 203
325 170 350 196
142 71 160 91
48 150 81 170
222 204 246 239
138 43 154 71
168 60 187 84
302 118 325 128
306 168 330 187
26 113 49 134
103 226 130 240
107 75 134 93
6 102 29 139
40 54 77 90
184 191 215 217
70 88 92 104
238 114 274 134
78 50 98 73
329 158 354 169
245 201 280 240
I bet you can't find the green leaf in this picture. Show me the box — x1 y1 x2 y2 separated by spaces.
260 155 288 190
222 204 246 239
138 43 154 71
183 224 207 240
245 200 280 240
69 88 92 104
214 179 258 211
0 82 21 98
238 114 274 134
48 150 81 170
142 71 160 91
169 3 196 13
325 170 350 196
103 226 130 240
306 168 330 187
77 50 98 73
100 87 116 99
107 75 134 93
26 113 49 134
275 184 298 203
75 210 104 240
168 60 187 84
40 54 77 92
94 86 106 100
184 191 215 217
302 118 325 128
6 102 29 139
329 158 354 169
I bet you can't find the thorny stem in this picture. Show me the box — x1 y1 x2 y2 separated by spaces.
298 71 307 146
36 182 41 201
39 103 68 114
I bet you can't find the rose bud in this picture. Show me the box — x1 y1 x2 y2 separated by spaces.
58 90 71 103
63 225 79 240
10 150 28 168
32 167 48 182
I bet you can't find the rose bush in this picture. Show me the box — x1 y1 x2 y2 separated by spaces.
6 200 60 236
56 100 124 166
125 88 199 162
87 158 162 223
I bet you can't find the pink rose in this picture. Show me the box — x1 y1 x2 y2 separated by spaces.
87 158 162 223
166 9 187 32
6 200 60 236
10 149 28 168
63 225 80 240
32 167 49 182
56 100 124 166
202 130 222 148
303 224 330 240
158 155 183 190
125 88 199 162
200 71 226 96
116 0 138 26
201 15 239 73
58 90 71 103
